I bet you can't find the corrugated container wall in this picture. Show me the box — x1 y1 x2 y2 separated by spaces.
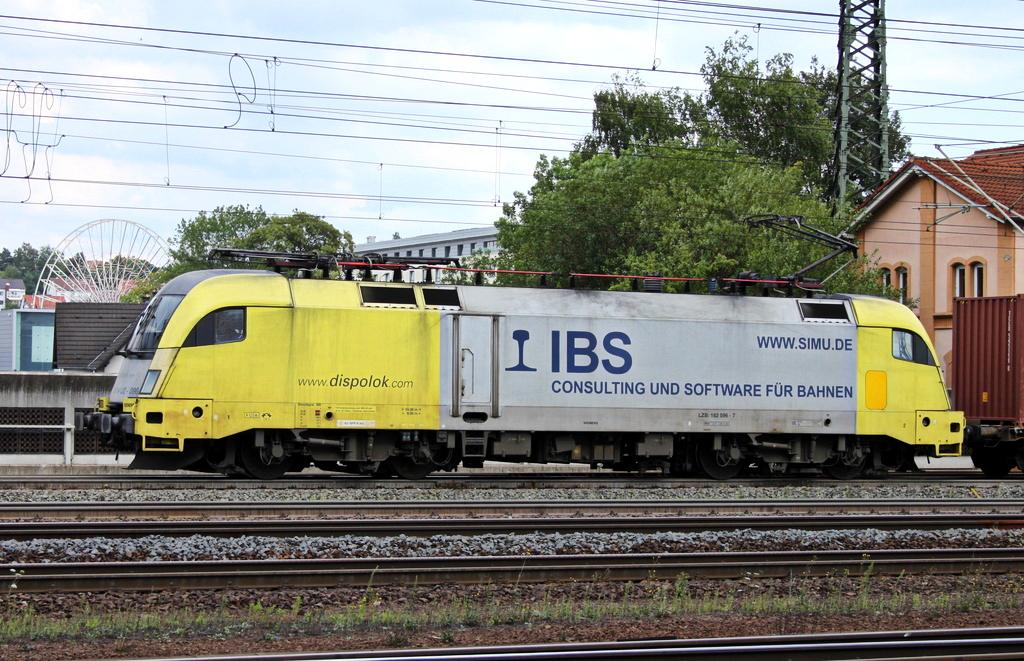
952 296 1024 424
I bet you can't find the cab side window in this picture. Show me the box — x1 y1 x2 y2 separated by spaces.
214 309 245 344
183 308 246 347
892 329 935 366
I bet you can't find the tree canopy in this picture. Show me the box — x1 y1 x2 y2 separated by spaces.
124 205 353 301
700 37 909 197
577 36 909 199
498 136 885 295
167 204 270 273
0 243 51 305
495 37 904 298
166 205 352 270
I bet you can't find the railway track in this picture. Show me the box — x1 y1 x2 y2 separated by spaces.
3 497 1021 519
132 627 1024 661
5 495 1022 596
3 513 1024 540
0 469 1005 490
2 499 1023 539
6 547 1024 593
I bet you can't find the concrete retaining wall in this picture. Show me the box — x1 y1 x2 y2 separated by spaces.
0 371 133 473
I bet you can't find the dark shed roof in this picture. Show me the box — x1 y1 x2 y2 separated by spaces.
53 303 146 371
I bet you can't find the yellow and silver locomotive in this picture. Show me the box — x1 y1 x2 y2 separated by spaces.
80 256 964 479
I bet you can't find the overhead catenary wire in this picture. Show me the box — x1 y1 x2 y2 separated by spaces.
0 165 970 232
5 189 1024 256
4 13 1024 103
4 18 1019 152
2 5 1023 248
6 65 1019 154
2 61 1020 172
9 132 1024 227
475 0 1024 50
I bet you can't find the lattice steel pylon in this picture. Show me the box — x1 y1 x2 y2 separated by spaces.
829 0 890 204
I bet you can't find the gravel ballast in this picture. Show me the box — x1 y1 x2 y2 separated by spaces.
3 482 1023 502
5 481 1024 660
2 527 1021 564
4 482 1023 563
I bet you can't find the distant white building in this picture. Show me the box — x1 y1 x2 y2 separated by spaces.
1 278 26 307
355 226 498 260
354 226 499 283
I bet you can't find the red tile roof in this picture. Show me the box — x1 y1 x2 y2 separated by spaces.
22 294 62 309
860 145 1024 221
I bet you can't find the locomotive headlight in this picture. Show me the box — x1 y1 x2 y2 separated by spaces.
140 370 160 395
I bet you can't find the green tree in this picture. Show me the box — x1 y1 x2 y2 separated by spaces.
699 36 910 197
699 38 834 192
245 211 353 254
576 37 910 199
3 243 52 297
124 206 352 301
167 204 270 273
497 151 658 284
498 135 887 293
577 72 699 159
495 37 906 297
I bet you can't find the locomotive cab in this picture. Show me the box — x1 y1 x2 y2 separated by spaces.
847 294 958 466
844 296 963 473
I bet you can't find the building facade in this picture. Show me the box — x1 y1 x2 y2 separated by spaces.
354 226 499 282
1 278 25 307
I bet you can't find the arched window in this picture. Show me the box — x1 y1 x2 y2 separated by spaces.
896 266 909 305
953 261 986 300
880 267 891 288
971 262 984 297
953 263 966 299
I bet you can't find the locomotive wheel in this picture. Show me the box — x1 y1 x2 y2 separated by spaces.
972 452 1015 478
821 456 866 480
695 439 742 480
388 455 434 480
236 439 290 480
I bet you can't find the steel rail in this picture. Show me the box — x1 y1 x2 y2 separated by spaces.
3 499 1024 540
0 471 1000 490
120 627 1024 660
3 512 1024 540
5 547 1024 593
2 497 1023 520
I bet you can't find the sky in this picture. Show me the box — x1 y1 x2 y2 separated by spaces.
2 0 1023 269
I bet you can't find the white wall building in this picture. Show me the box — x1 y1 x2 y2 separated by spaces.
356 226 498 260
354 226 499 282
1 278 26 307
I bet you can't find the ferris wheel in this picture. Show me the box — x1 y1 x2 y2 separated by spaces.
33 219 169 306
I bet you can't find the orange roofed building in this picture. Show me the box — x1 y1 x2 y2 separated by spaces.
855 144 1024 376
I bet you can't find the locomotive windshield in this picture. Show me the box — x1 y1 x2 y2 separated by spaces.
127 294 184 353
